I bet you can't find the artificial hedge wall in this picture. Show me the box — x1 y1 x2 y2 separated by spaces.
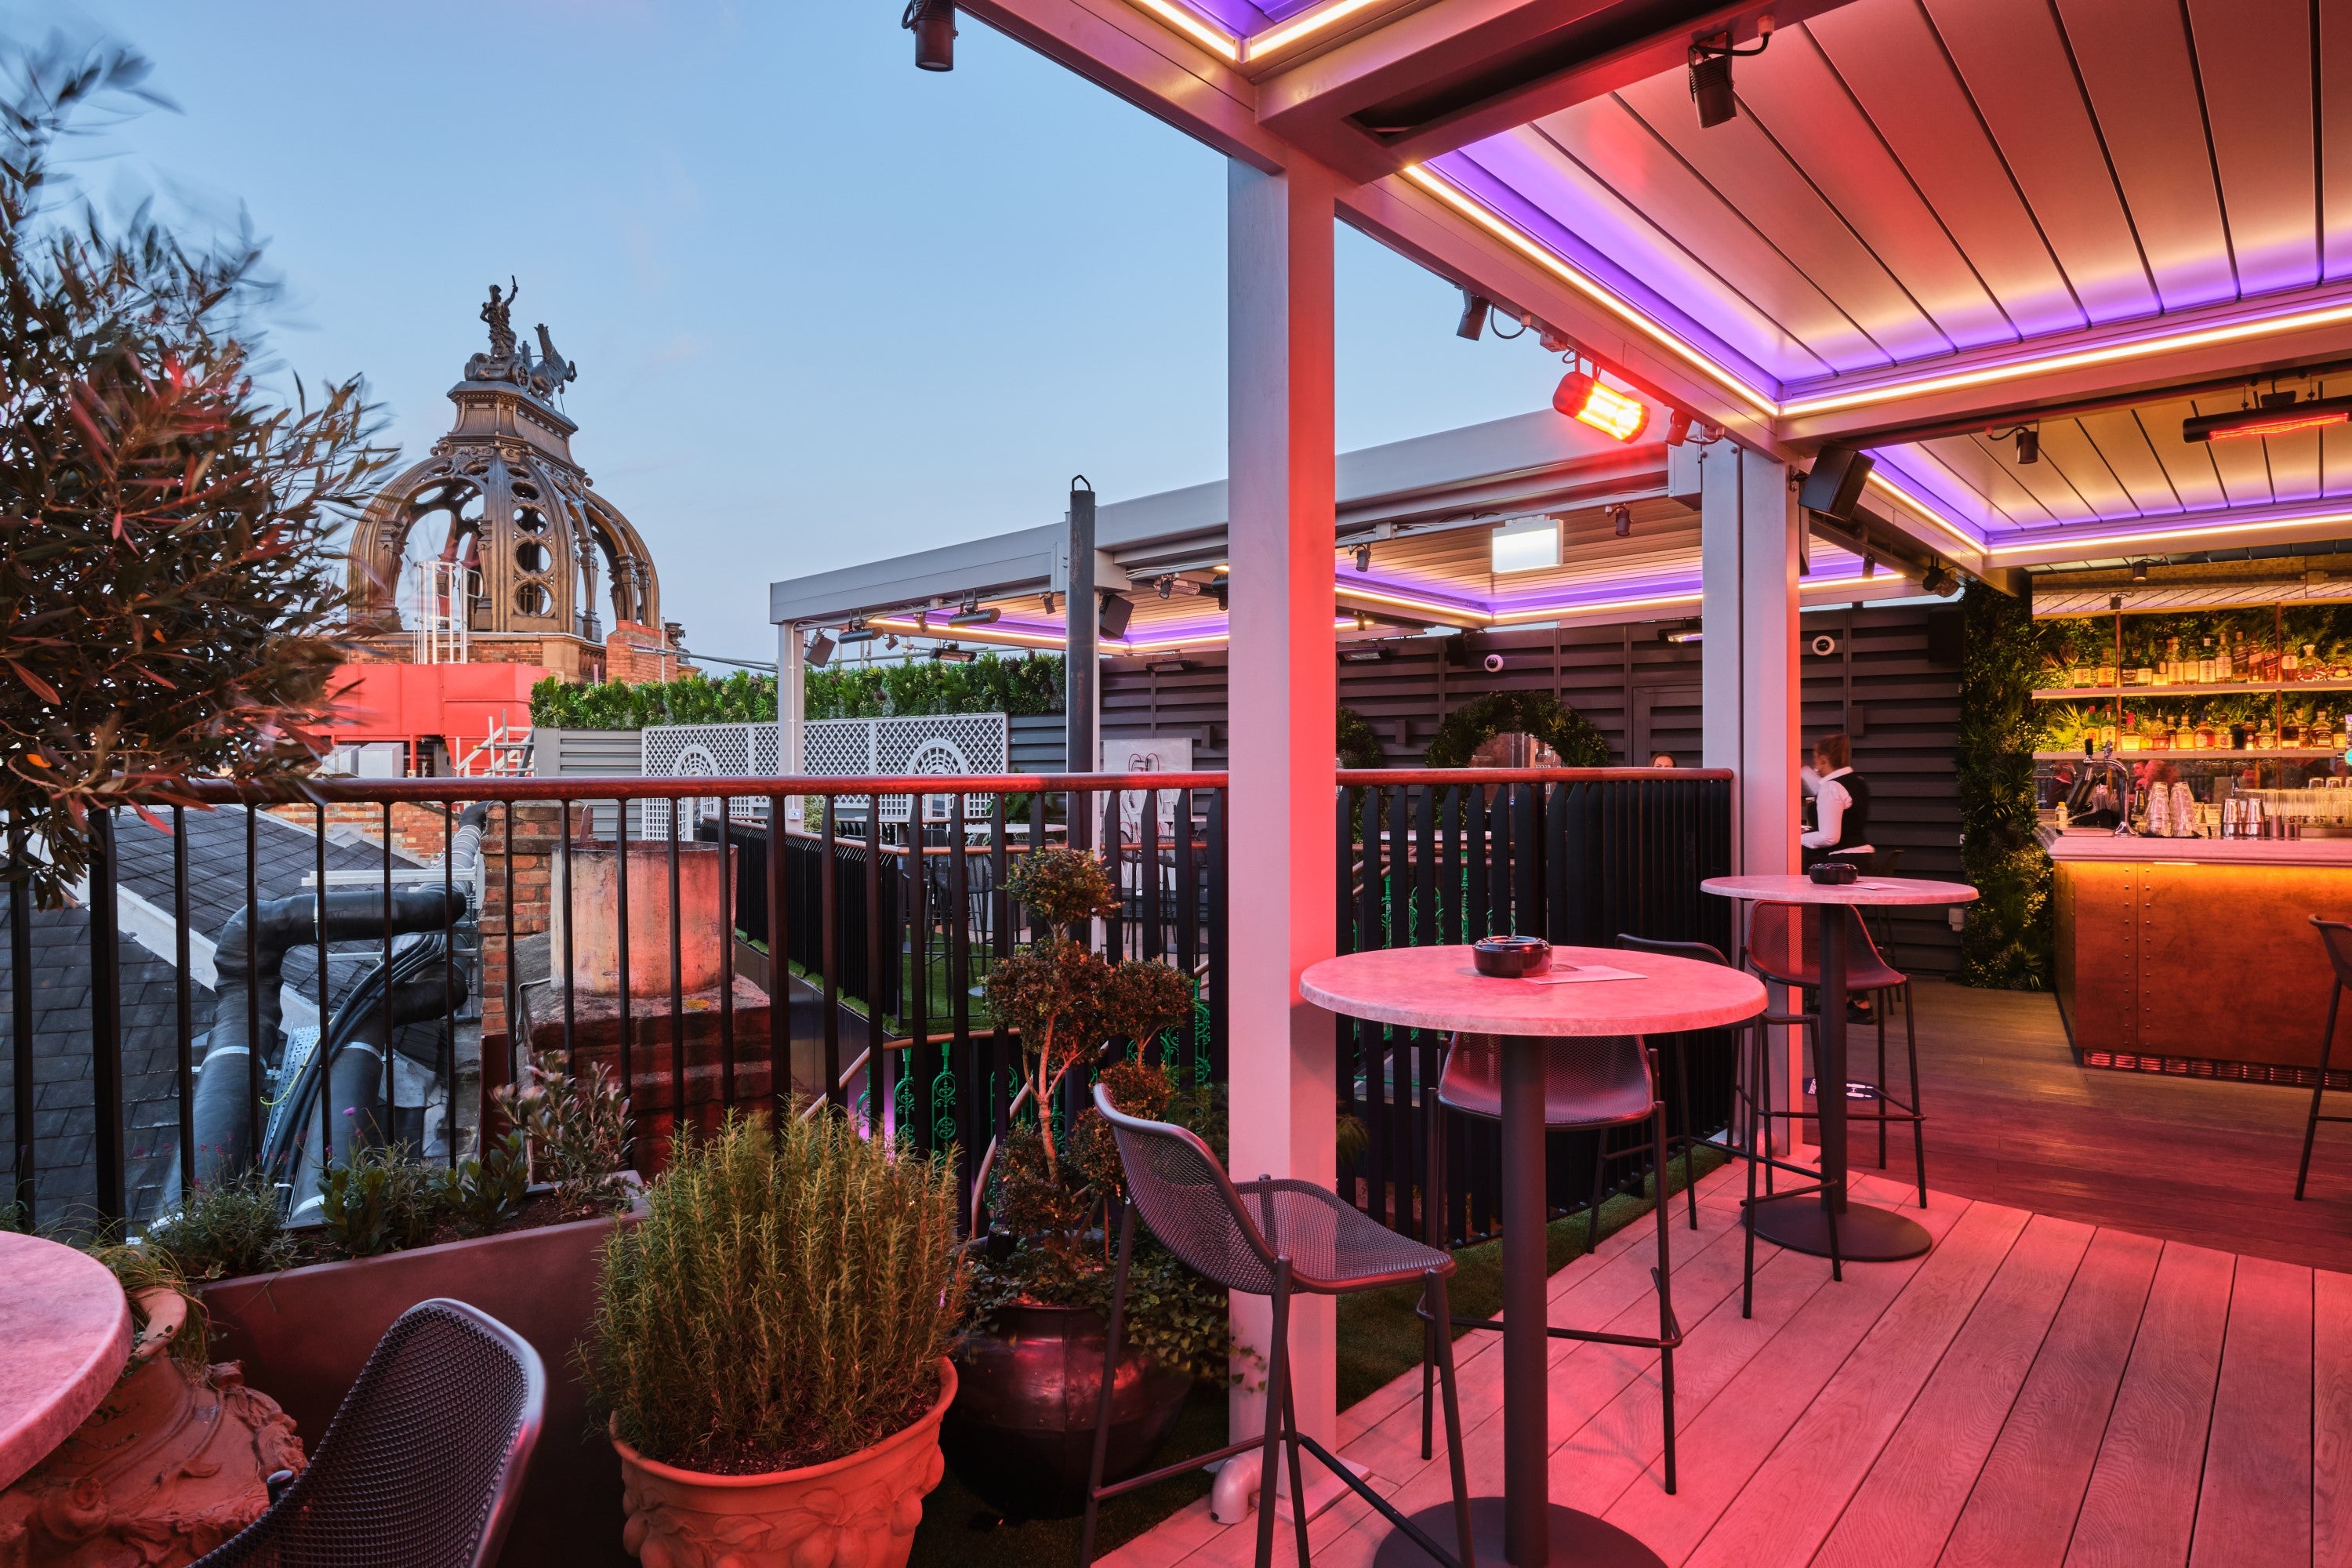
1424 690 1609 768
528 652 1066 731
1337 706 1385 770
1956 581 2053 989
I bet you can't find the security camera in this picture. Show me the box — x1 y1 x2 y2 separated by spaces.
1809 633 1838 657
1483 652 1505 674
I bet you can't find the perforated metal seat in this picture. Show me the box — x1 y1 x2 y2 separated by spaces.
1081 1083 1476 1568
193 1299 544 1568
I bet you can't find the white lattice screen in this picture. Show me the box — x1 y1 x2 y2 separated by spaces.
804 714 1007 822
639 722 779 837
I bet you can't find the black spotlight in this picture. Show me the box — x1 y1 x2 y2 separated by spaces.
904 0 956 71
1919 560 1955 597
1687 20 1771 129
1353 543 1373 572
1611 504 1632 539
2016 425 2040 465
2132 559 2150 583
1456 290 1490 341
805 630 835 668
1098 593 1134 641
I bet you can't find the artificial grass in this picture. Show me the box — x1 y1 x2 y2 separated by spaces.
907 1143 1727 1567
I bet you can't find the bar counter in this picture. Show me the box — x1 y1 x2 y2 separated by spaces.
2045 826 2352 1071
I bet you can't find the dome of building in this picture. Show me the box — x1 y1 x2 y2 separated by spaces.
348 281 665 680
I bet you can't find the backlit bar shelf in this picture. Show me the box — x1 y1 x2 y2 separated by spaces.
2033 748 2348 760
2034 681 2352 699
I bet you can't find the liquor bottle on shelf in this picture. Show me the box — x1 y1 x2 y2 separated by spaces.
2216 636 2234 682
2286 643 2301 681
2200 638 2216 683
2260 713 2278 749
2195 716 2217 750
2307 644 2322 681
2285 713 2303 748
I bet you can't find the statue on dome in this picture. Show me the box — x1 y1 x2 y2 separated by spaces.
480 277 519 358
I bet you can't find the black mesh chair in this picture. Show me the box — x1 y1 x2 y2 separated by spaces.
194 1299 545 1568
1414 1030 1686 1494
1615 935 1833 1319
1079 1083 1476 1568
2296 916 2352 1200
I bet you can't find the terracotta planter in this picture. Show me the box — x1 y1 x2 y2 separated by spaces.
942 1302 1192 1517
205 1206 638 1566
612 1358 956 1568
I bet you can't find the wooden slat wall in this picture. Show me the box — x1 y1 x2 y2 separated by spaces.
1069 602 1963 972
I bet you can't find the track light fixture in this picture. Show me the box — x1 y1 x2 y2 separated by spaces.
1688 17 1773 129
948 604 999 626
2132 559 2150 583
1611 505 1632 539
1991 423 2041 464
805 630 835 668
931 644 976 663
1455 290 1490 341
1919 559 1957 597
1552 358 1649 441
837 620 877 645
1098 593 1133 641
903 0 956 70
2184 389 2352 443
1665 408 1693 446
1039 590 1056 615
1155 575 1175 600
1353 543 1373 572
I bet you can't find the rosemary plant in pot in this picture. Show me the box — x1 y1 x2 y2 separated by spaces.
942 847 1234 1517
586 1109 967 1568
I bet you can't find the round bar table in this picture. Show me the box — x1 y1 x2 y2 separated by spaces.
1303 944 1765 1568
0 1231 132 1488
1700 874 1978 1262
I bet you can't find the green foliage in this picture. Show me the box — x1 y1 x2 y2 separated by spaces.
972 1058 1243 1385
1425 690 1609 768
586 1109 968 1475
441 1129 532 1237
144 1171 294 1280
0 41 398 905
1004 844 1118 937
807 652 1063 720
530 670 775 731
1959 583 2053 989
1336 706 1385 771
318 1143 440 1259
492 1051 634 1215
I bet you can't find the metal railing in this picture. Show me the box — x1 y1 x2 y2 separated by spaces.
2 765 1733 1249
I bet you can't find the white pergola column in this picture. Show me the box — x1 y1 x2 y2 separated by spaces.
1701 443 1801 1142
777 622 806 775
1225 154 1339 1454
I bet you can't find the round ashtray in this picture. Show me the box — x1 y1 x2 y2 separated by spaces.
1472 936 1552 977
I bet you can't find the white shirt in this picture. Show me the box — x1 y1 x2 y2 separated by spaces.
1802 766 1874 853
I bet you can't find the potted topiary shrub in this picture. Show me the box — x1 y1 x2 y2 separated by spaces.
942 847 1236 1517
588 1107 967 1568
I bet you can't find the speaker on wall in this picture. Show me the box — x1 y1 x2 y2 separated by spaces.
1799 445 1875 521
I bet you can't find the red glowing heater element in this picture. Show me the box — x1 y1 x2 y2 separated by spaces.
1553 369 1649 441
2184 392 2352 443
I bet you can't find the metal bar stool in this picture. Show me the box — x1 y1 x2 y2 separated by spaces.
1079 1083 1478 1568
1747 900 1929 1208
2295 916 2352 1200
1617 934 1836 1317
1415 1030 1686 1494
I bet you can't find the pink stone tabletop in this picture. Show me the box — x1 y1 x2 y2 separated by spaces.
0 1232 132 1489
1299 945 1765 1036
1700 874 1980 907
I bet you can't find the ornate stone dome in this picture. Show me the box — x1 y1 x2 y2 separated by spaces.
350 281 659 649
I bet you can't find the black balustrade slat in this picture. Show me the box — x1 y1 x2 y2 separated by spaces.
767 798 789 1123
1439 787 1461 945
1208 789 1229 1087
907 811 929 1151
1358 785 1385 1221
245 810 260 1174
948 796 973 1223
1544 782 1570 946
1174 788 1198 979
441 807 456 1168
667 801 685 1149
1466 786 1488 942
89 809 123 1221
1142 787 1162 967
381 802 395 1141
11 823 31 1225
1385 785 1412 1226
1413 786 1436 949
314 804 332 1178
820 804 840 1111
1336 786 1355 956
1100 793 1121 959
719 800 735 1112
614 797 633 1144
560 804 577 1076
172 808 193 1202
989 798 1011 1163
864 804 884 1134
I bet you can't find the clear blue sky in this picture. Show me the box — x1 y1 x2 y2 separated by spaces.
22 2 1564 660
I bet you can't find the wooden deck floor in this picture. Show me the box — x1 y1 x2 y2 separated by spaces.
1105 1161 2350 1567
1854 978 2352 1276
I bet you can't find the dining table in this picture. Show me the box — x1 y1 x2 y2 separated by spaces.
0 1230 132 1490
1699 873 1979 1262
1302 942 1766 1568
